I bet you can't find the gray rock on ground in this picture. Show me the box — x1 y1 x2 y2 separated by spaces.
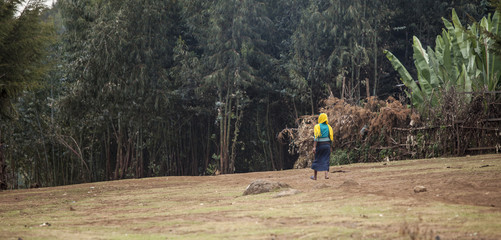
414 185 427 193
243 179 291 196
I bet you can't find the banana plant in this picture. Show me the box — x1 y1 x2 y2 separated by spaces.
385 9 501 115
478 10 501 91
384 36 440 114
383 48 424 108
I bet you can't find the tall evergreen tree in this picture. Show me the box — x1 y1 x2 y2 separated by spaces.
0 0 53 189
59 0 187 180
202 0 278 173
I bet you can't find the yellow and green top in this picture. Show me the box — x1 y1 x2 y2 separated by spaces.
314 113 333 142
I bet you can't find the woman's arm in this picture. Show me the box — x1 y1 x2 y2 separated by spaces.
313 141 317 154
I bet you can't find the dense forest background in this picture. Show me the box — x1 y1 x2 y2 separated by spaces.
0 0 497 188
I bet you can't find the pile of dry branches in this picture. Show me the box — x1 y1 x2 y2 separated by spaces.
279 96 420 168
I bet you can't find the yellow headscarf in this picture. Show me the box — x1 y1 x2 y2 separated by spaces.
314 113 334 141
318 113 328 124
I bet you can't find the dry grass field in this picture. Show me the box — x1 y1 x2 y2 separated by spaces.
1 154 500 239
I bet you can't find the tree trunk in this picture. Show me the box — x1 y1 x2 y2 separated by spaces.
365 77 370 98
113 118 123 179
266 99 275 170
225 95 233 173
204 118 211 174
35 111 49 186
219 90 231 174
0 128 6 190
105 126 111 180
310 86 315 115
372 26 378 97
229 98 242 174
342 76 346 100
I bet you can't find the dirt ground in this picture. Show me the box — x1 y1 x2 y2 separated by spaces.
1 154 500 239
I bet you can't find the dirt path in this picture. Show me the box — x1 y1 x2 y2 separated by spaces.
1 154 500 239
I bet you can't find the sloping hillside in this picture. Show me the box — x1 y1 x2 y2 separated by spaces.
1 154 500 239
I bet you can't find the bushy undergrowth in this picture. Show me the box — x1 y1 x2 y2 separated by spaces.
330 149 350 166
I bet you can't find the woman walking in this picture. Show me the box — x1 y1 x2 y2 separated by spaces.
311 113 333 180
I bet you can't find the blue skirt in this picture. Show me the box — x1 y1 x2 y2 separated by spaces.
312 143 330 171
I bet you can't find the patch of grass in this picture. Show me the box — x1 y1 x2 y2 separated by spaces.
1 155 500 239
187 205 236 214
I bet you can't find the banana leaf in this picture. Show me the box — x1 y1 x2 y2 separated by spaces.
413 37 437 105
413 37 432 83
483 11 501 91
384 50 424 106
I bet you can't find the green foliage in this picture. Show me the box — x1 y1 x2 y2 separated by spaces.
58 0 188 180
205 161 219 175
289 0 391 110
384 49 424 108
0 0 54 119
199 0 290 173
330 149 351 166
385 9 501 116
490 0 501 18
